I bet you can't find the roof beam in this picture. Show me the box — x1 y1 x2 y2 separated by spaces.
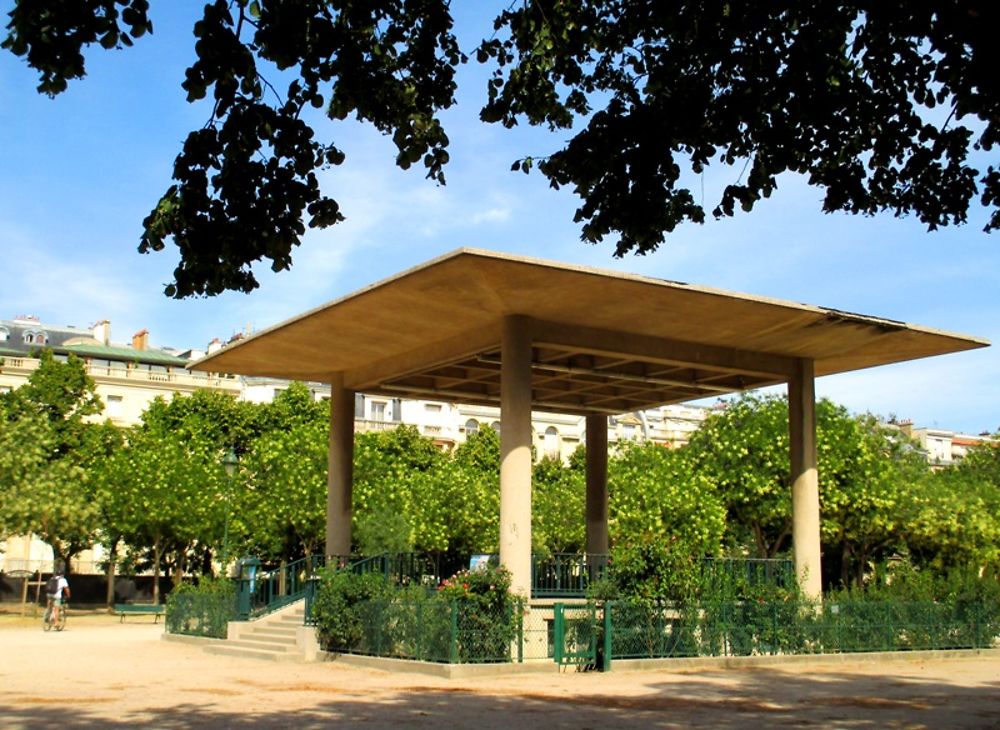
528 318 797 379
476 354 738 393
344 323 501 391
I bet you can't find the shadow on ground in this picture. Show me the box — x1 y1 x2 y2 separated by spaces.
3 667 1000 729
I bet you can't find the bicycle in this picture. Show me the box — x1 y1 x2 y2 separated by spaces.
43 598 67 632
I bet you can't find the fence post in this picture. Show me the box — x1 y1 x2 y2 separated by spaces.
417 600 424 661
449 601 459 664
602 601 613 672
772 601 778 655
517 605 524 664
553 603 564 664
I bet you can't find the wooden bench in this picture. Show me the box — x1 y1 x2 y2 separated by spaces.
114 603 165 623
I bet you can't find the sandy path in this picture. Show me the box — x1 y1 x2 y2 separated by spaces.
2 611 999 729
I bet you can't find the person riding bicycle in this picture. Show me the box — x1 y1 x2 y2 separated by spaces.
45 569 71 624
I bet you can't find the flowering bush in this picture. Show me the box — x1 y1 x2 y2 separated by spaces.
438 564 522 661
438 564 512 610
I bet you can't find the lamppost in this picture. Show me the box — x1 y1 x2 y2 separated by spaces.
220 447 238 571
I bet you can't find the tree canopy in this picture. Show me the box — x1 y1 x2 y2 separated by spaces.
4 1 996 297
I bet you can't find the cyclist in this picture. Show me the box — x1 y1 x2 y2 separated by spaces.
45 569 71 626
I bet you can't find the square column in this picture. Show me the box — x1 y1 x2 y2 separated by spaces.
327 373 355 560
788 359 822 601
500 315 533 598
585 414 609 555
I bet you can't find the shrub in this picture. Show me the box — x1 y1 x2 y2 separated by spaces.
311 568 391 650
165 576 237 638
438 565 523 662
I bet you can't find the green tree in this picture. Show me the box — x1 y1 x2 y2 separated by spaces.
0 351 109 571
352 425 443 553
5 2 995 297
532 454 585 554
903 440 1000 574
685 396 793 558
686 393 929 587
239 419 328 561
609 441 727 560
98 428 226 602
818 410 928 587
139 388 259 455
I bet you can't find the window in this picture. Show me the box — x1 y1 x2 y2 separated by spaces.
0 327 8 342
465 419 479 435
106 395 123 419
424 404 442 413
371 401 387 421
544 426 561 457
490 421 501 434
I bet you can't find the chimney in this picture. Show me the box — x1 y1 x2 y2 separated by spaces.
92 319 110 345
132 329 149 351
207 337 223 354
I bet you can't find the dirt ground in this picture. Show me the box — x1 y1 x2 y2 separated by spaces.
2 608 999 729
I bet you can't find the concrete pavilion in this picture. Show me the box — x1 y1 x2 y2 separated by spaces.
191 249 988 600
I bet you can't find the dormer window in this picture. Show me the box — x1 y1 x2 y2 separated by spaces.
0 327 8 342
22 329 47 345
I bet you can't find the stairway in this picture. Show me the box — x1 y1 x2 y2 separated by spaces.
204 602 310 662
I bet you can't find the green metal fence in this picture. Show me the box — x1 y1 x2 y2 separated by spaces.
165 591 237 639
589 598 999 669
320 598 523 664
532 554 609 598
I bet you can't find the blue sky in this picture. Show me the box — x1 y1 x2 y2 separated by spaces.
1 3 997 434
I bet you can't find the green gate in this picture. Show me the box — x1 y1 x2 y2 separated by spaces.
552 603 600 668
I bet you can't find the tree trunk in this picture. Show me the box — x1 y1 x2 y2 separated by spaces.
105 537 119 608
173 547 185 587
853 547 868 588
152 535 162 605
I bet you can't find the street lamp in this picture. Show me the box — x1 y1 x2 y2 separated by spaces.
220 447 238 570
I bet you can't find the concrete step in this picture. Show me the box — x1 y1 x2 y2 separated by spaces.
226 638 298 652
206 598 311 663
234 636 298 651
248 627 299 639
205 644 302 662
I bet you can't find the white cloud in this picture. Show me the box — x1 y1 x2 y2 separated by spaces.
470 206 512 225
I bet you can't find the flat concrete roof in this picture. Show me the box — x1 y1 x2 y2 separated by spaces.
190 249 988 415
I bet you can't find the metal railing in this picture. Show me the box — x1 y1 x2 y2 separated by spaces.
236 555 326 619
560 597 1000 670
532 553 609 598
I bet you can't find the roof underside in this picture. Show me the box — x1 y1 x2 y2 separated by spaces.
190 249 988 416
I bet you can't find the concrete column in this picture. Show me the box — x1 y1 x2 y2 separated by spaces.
327 373 355 560
500 315 533 598
788 358 822 602
585 414 609 555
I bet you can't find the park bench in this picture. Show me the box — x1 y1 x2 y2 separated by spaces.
114 603 165 623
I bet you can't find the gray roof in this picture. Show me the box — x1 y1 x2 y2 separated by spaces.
0 319 188 367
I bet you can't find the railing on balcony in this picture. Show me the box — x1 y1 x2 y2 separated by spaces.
0 355 238 390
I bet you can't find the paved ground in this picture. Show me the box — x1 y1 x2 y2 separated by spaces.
2 609 999 729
